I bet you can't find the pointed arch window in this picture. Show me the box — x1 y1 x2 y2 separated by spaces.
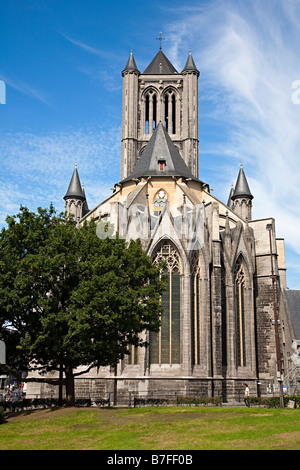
191 251 201 365
150 241 181 365
164 89 176 134
145 89 157 135
234 259 246 367
154 189 169 216
221 264 227 367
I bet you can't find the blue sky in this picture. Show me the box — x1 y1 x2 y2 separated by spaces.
1 0 300 289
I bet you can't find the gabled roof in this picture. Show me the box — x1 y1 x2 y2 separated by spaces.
122 50 139 75
121 122 200 183
143 49 178 74
232 164 253 200
182 51 199 75
64 164 85 201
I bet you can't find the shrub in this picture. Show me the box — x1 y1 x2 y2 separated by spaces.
134 396 221 407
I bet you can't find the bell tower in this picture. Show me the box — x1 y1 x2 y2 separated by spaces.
120 42 200 181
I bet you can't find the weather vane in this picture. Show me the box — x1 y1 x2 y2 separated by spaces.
156 32 165 50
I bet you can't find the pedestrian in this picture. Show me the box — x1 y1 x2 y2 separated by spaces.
244 383 250 407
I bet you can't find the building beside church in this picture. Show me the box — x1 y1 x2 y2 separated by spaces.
28 44 300 402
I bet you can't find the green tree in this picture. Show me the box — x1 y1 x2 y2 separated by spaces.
0 206 164 404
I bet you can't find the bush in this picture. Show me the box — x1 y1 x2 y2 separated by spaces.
134 396 221 407
94 398 110 407
247 395 300 408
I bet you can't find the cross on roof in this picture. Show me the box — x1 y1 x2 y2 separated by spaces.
156 32 165 49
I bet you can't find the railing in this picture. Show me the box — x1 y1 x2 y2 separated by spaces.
2 388 297 411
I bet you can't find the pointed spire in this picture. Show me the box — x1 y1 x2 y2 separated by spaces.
232 163 253 201
224 211 232 253
122 50 140 75
227 183 234 208
64 163 85 201
182 50 199 75
81 184 89 216
225 211 231 235
121 122 200 182
143 49 178 74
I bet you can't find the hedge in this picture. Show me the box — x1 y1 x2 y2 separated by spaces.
134 396 222 407
0 397 110 412
248 395 300 408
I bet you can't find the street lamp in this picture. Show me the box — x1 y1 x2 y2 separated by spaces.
266 223 284 407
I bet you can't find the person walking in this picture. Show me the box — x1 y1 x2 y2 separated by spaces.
244 383 250 407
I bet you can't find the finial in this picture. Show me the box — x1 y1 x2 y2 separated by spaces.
156 32 165 50
75 162 77 169
240 161 243 168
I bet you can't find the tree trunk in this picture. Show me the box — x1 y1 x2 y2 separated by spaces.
59 364 63 406
65 366 75 405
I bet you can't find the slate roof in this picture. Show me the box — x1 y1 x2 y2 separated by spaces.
182 51 199 74
122 50 139 75
227 183 234 208
143 49 178 74
232 164 253 200
121 122 200 183
64 165 85 201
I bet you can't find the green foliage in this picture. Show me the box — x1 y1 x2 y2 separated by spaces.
134 396 221 407
248 395 300 408
1 397 110 411
1 407 300 450
0 206 164 402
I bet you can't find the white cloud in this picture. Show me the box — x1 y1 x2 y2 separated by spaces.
60 33 111 58
0 73 49 106
165 0 300 259
0 125 121 225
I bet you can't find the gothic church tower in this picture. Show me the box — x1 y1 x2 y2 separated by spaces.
121 44 199 181
48 41 290 405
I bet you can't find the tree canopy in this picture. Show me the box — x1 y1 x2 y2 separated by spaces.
0 206 164 403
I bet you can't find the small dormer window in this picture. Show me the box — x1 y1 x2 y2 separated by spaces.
158 159 166 171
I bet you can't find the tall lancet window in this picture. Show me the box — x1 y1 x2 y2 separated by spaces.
164 89 176 134
150 241 181 365
191 251 201 365
221 264 227 367
145 89 157 134
234 259 246 367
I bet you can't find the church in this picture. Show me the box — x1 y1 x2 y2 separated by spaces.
31 44 300 402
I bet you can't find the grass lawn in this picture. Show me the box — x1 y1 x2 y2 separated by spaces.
0 406 300 450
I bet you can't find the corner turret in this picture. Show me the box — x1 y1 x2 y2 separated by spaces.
64 164 88 224
231 163 253 220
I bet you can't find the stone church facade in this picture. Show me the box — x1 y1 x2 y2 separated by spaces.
28 46 294 402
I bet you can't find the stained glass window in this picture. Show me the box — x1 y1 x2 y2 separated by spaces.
150 241 181 365
154 189 169 216
234 259 246 367
191 251 200 365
